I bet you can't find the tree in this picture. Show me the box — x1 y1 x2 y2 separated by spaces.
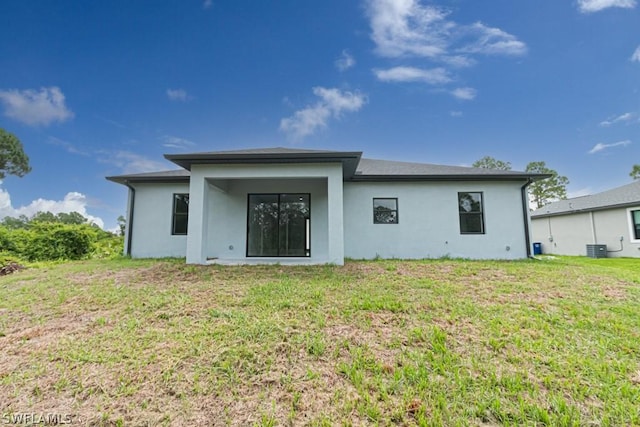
56 211 89 225
472 156 512 170
117 215 126 236
0 215 30 229
2 211 90 228
630 164 640 180
0 128 31 179
30 211 58 223
525 161 570 209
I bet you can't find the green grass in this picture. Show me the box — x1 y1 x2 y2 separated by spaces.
0 256 639 425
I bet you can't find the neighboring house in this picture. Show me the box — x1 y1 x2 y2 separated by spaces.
531 180 640 258
106 148 549 265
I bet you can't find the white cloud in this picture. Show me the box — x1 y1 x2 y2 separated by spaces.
442 55 476 68
631 46 640 62
365 0 525 92
588 139 631 154
161 135 196 150
279 87 367 140
99 150 169 174
335 50 356 71
0 182 104 228
366 0 451 58
577 0 636 13
0 87 74 126
95 115 128 129
166 88 192 102
457 22 527 56
451 87 477 100
47 136 89 156
599 111 638 126
374 66 452 84
365 0 526 59
450 111 463 117
203 0 213 9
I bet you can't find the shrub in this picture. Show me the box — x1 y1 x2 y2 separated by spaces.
0 226 16 253
91 233 124 259
0 218 124 262
21 223 95 261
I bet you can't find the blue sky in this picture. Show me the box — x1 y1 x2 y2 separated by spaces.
0 0 639 230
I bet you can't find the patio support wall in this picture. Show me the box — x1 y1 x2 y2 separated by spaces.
186 162 344 265
327 170 344 264
186 172 210 264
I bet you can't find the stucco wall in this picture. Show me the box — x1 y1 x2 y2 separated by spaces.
187 163 344 264
531 206 640 257
129 182 189 258
343 180 529 260
127 175 535 261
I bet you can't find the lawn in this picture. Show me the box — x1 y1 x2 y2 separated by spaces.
0 257 639 426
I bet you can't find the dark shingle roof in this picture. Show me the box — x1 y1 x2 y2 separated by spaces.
164 147 362 177
355 158 545 180
182 147 342 155
106 147 549 184
531 180 640 217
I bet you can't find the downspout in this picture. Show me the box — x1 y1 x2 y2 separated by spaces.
521 178 534 258
124 180 135 256
589 211 597 244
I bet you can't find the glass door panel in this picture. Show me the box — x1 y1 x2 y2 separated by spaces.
247 194 279 256
279 194 310 256
247 194 310 257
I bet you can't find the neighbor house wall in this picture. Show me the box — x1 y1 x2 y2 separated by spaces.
343 180 529 260
128 182 190 258
531 206 640 257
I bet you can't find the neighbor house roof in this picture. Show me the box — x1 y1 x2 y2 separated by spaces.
107 147 550 184
531 180 640 218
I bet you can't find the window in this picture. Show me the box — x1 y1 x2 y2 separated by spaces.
373 198 398 224
630 209 640 241
172 194 189 235
458 192 484 234
247 194 310 257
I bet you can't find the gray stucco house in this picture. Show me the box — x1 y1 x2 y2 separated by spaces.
531 180 640 258
107 147 548 265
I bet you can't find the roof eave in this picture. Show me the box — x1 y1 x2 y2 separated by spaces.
105 176 190 185
350 173 548 182
164 151 363 179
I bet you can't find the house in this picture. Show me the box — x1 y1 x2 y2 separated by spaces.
530 180 640 258
106 147 549 265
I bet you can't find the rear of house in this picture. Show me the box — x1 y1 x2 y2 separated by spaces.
531 180 640 258
107 148 548 264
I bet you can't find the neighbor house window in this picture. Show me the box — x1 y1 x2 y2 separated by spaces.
373 198 398 224
458 192 484 234
172 194 189 235
630 209 640 241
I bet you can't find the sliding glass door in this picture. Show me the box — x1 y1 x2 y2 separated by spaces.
247 194 310 257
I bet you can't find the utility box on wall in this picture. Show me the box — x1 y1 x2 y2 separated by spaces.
586 244 607 258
